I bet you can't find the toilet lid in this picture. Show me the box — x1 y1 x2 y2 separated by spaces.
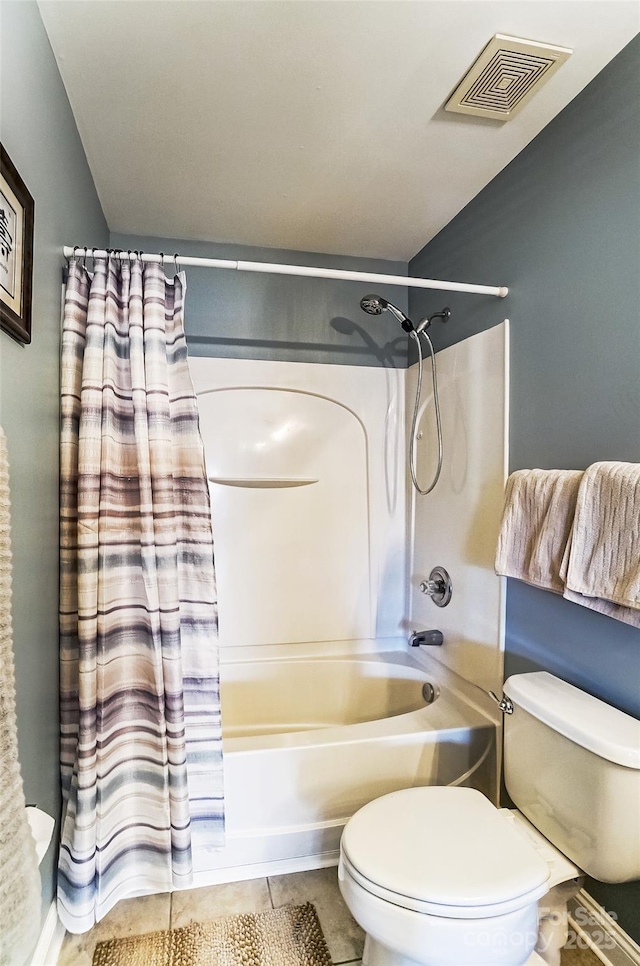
341 787 550 915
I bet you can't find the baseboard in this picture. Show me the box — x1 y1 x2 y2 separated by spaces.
568 889 640 966
189 848 340 889
30 900 65 966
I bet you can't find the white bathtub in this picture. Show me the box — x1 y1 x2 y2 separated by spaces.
191 643 496 885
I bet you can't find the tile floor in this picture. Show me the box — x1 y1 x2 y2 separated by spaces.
57 866 603 966
57 868 363 966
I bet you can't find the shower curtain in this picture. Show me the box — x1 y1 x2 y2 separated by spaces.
58 257 224 934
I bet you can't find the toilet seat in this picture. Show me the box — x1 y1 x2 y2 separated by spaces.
341 851 549 920
341 786 551 919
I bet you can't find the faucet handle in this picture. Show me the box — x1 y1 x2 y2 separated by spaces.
419 566 453 607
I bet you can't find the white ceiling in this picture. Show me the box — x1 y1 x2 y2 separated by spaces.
38 1 639 261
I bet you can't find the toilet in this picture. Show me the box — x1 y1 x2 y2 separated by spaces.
338 671 640 966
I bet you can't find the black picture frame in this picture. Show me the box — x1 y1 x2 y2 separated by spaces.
1 144 34 345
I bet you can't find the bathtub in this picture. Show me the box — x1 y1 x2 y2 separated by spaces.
190 642 496 886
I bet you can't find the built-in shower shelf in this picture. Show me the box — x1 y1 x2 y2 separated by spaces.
208 477 319 488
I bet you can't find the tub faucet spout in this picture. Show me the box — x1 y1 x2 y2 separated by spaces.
409 629 444 647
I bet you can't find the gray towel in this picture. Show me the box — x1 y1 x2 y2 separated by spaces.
0 428 42 966
495 469 584 592
559 461 640 628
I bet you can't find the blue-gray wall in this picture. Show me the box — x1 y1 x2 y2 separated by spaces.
409 35 640 939
0 0 108 923
4 0 637 942
110 233 409 368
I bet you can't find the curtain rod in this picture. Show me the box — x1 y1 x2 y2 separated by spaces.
63 246 509 298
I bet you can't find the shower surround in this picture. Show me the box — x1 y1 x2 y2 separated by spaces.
185 322 508 885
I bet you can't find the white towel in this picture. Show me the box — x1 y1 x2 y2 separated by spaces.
559 461 640 628
0 428 42 966
495 469 584 592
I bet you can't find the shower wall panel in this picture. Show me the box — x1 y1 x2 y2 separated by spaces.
407 321 509 696
190 357 406 648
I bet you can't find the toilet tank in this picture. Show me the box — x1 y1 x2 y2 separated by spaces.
503 672 640 883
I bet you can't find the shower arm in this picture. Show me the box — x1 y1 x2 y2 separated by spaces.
415 307 451 335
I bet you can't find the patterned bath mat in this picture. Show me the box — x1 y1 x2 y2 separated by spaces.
92 902 332 966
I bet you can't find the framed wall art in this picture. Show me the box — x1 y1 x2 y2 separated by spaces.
1 144 34 345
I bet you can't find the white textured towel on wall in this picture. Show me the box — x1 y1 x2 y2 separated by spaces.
496 461 640 628
560 461 640 626
0 428 42 966
495 469 583 594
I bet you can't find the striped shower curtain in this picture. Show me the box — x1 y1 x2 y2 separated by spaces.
58 257 224 934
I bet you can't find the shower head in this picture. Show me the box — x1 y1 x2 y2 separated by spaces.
360 294 386 316
360 294 415 332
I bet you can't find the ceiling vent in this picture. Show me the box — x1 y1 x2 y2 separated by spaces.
445 34 572 121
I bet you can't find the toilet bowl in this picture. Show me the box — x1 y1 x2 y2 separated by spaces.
338 786 579 966
338 672 640 966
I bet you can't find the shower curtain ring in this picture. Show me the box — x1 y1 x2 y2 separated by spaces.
174 253 180 275
82 247 88 270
